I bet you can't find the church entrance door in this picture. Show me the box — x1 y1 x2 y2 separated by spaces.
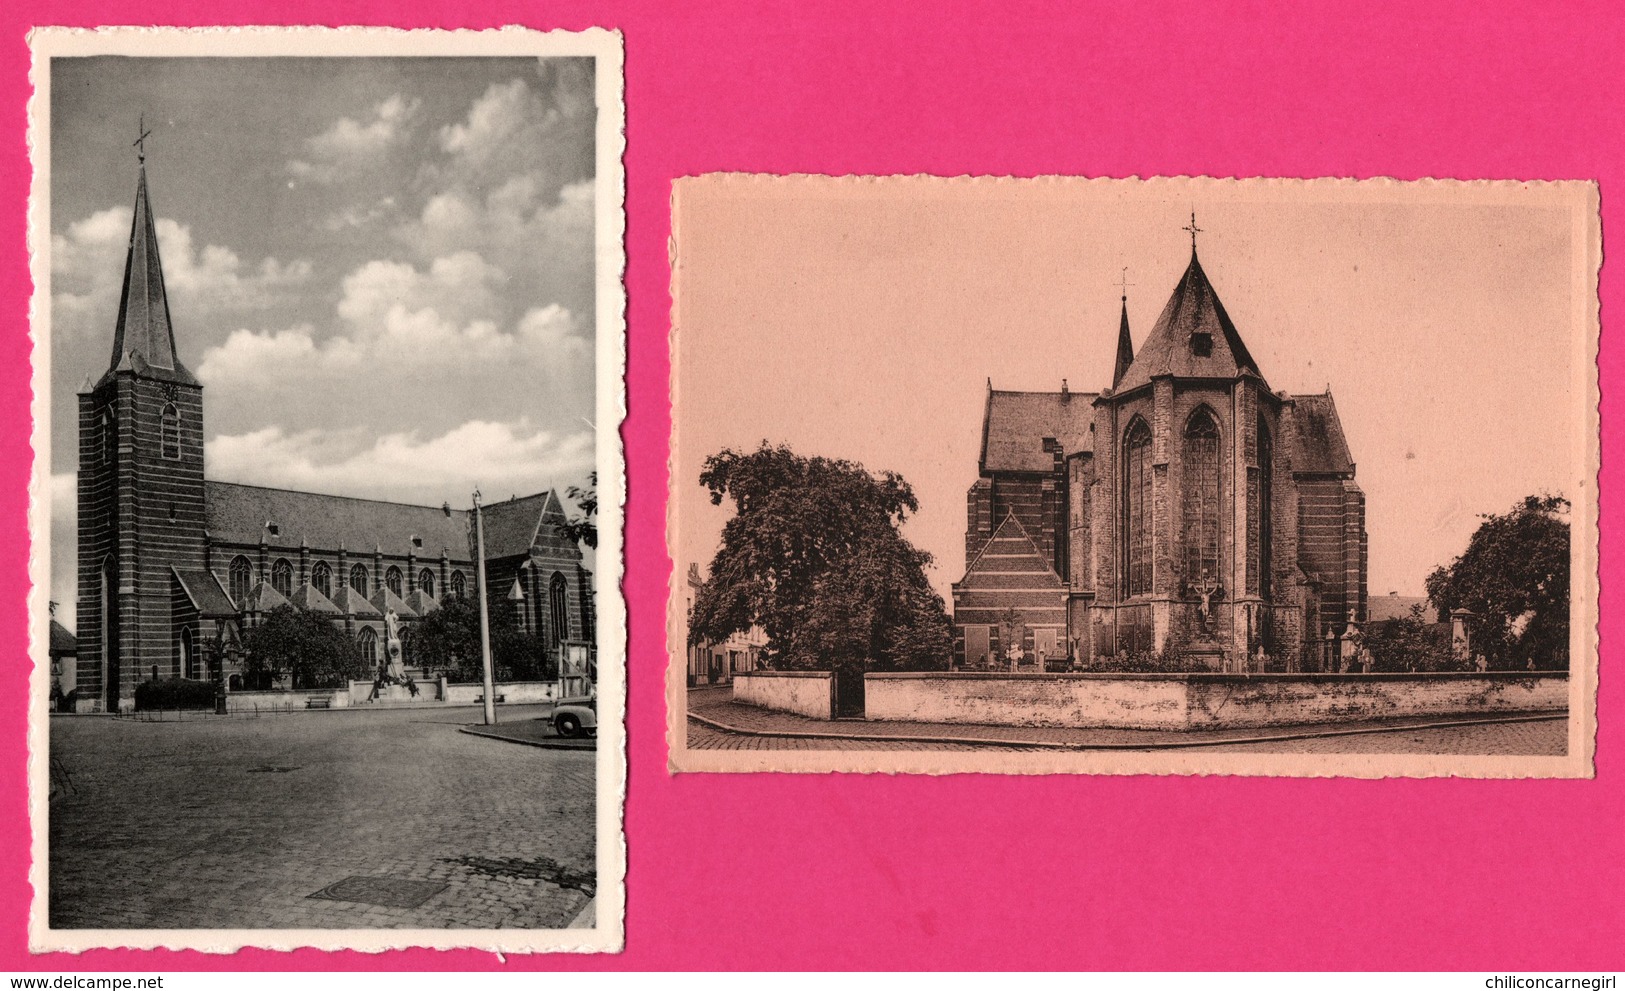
833 667 865 719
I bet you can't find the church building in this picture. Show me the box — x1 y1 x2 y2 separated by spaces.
72 156 594 712
952 226 1366 671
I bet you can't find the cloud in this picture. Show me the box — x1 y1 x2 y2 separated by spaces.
51 206 312 343
207 420 594 505
288 95 420 185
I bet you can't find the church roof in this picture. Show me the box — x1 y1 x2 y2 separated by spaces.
370 586 418 619
49 620 78 657
172 568 239 618
287 582 342 616
205 481 471 559
1114 251 1261 393
1112 298 1134 388
404 589 439 615
980 388 1097 473
480 490 573 559
329 584 382 618
239 580 290 614
102 163 198 388
958 512 1065 587
1287 392 1355 475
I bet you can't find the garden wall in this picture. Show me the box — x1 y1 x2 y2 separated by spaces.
733 671 833 719
862 671 1567 730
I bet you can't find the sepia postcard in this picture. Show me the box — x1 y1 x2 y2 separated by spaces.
27 26 626 952
667 173 1598 778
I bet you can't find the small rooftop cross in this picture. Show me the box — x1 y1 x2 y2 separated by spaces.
133 114 152 163
1114 266 1133 301
1182 210 1203 251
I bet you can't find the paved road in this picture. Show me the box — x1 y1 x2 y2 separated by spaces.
50 705 595 930
688 687 1566 755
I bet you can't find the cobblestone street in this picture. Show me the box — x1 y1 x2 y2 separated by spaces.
687 687 1566 755
49 705 596 930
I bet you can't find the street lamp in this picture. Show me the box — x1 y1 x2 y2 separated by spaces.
472 489 497 726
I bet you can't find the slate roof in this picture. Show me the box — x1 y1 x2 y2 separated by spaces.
239 580 290 614
287 582 341 616
205 481 471 558
329 585 381 618
1115 251 1262 393
980 389 1097 473
370 586 417 619
101 164 196 388
480 490 568 559
404 589 439 616
49 620 77 657
1112 298 1135 387
173 568 239 618
1287 392 1355 475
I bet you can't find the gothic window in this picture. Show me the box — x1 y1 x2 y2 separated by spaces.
350 564 369 595
418 569 435 597
160 403 180 460
1254 414 1273 600
1123 418 1153 596
271 558 293 598
357 627 378 670
311 561 331 598
228 555 253 605
102 411 117 466
385 566 403 597
550 572 569 646
450 571 467 599
1183 408 1221 587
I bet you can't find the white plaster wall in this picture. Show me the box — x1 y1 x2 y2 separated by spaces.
865 674 1192 730
1183 674 1568 729
733 672 832 719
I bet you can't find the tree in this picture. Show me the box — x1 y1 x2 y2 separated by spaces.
241 605 367 690
689 443 951 672
1351 603 1460 673
561 472 598 550
1425 494 1570 670
407 596 560 684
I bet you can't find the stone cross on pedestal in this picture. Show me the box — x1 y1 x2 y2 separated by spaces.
1193 572 1221 634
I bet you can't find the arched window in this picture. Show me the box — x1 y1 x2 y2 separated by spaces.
357 627 378 670
450 571 467 599
1253 413 1273 599
350 564 369 595
550 572 569 645
160 403 180 460
271 558 293 598
102 410 117 466
228 555 253 605
311 561 332 598
1123 418 1153 596
418 569 435 597
180 627 195 680
1183 408 1222 587
385 566 403 597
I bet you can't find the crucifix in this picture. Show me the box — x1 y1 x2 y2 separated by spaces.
1182 210 1203 251
1194 569 1221 634
133 114 152 164
1114 266 1133 302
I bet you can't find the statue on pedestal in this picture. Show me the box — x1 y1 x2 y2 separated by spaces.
1193 571 1222 636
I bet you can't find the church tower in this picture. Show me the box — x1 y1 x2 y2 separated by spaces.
75 143 207 711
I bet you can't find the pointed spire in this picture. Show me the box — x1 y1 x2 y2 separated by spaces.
1112 269 1135 388
106 126 192 383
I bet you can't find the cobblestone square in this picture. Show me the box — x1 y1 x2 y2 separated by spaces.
49 704 596 930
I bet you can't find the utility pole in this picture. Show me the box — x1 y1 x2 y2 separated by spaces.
473 490 497 726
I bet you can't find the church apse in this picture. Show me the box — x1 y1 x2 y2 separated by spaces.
951 224 1366 672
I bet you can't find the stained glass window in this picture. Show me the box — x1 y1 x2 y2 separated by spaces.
1183 409 1221 586
1124 418 1153 596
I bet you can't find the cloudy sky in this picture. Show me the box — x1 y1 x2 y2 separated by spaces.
674 177 1589 607
47 56 599 627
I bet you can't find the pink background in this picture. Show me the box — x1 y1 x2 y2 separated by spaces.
2 0 1620 972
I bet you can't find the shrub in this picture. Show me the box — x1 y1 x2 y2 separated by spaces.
1088 646 1204 673
134 677 218 711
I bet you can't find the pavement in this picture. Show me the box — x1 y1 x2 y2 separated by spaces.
49 703 596 930
687 686 1567 755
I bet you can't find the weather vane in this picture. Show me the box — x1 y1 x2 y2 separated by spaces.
1182 210 1203 250
133 113 152 164
1114 266 1134 301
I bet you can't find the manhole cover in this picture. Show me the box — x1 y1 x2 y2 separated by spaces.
308 875 448 909
247 765 301 773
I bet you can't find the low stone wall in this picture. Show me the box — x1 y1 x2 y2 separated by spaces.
863 671 1568 730
224 689 349 713
443 681 557 705
733 671 833 720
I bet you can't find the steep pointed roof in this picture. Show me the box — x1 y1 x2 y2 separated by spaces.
287 582 342 616
1114 250 1261 393
979 388 1097 473
369 586 418 619
1112 297 1135 388
958 512 1066 587
329 584 382 618
104 162 196 386
1287 391 1356 475
239 580 290 614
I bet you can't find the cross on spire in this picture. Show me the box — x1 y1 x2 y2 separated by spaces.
1182 210 1203 251
133 114 152 164
1114 266 1134 302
